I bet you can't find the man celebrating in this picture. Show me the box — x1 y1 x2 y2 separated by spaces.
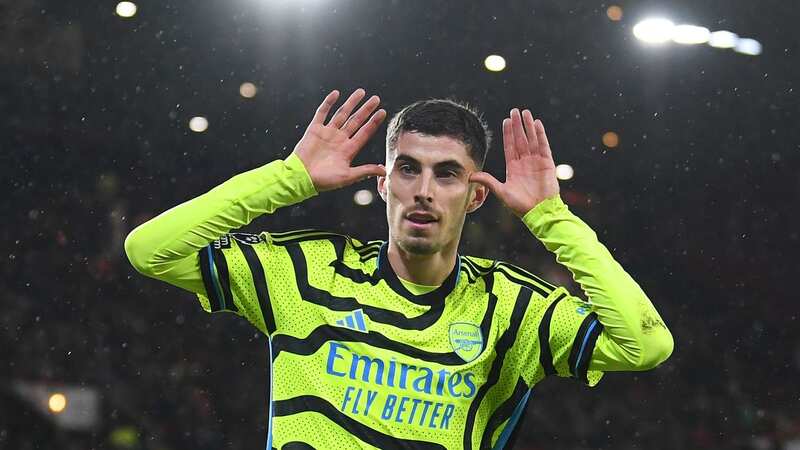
125 88 673 449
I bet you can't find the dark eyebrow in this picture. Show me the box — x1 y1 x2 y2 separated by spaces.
394 154 466 173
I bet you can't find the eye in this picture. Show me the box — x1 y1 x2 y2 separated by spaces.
437 170 458 178
399 164 416 175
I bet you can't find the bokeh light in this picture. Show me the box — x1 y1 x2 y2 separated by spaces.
240 82 258 98
633 18 675 43
632 19 761 56
672 25 710 45
484 55 506 72
734 38 762 55
602 131 620 148
189 116 209 133
48 393 67 413
606 6 623 21
353 189 374 206
115 2 137 18
708 30 739 48
110 426 140 447
555 164 574 180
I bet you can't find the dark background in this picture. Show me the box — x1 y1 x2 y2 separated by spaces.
3 0 798 448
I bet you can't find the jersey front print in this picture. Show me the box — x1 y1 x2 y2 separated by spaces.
195 230 605 450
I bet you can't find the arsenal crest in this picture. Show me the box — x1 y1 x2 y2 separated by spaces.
449 322 483 363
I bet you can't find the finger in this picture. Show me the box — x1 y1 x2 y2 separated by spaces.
511 108 530 156
522 109 539 153
341 95 380 138
469 171 503 194
349 109 387 154
310 90 340 125
534 119 553 159
327 88 366 129
502 118 518 162
349 164 387 183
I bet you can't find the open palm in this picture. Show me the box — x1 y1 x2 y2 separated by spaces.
470 108 560 217
292 88 387 192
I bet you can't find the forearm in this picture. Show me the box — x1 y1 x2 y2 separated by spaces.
523 195 674 370
124 153 317 285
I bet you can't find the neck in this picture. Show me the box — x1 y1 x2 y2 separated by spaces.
386 239 458 286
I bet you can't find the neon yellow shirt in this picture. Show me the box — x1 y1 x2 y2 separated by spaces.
124 153 673 449
398 276 439 295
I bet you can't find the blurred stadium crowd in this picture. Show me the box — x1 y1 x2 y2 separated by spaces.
4 1 800 449
3 94 799 449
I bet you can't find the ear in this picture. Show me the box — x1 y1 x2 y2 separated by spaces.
377 175 387 202
466 183 488 213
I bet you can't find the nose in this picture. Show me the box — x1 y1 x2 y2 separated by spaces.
414 170 435 204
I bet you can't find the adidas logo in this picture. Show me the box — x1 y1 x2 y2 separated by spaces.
335 309 369 333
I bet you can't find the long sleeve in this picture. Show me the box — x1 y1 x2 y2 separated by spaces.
123 153 317 294
522 194 674 372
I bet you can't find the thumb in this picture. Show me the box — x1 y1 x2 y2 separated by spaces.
469 171 503 194
349 164 386 183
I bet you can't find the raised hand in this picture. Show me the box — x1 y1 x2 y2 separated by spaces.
292 88 387 192
469 108 560 217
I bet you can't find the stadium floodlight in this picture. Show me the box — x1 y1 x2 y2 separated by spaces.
734 38 762 55
671 25 710 45
708 30 739 48
633 18 675 44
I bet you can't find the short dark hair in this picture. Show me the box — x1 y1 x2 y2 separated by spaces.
385 98 492 169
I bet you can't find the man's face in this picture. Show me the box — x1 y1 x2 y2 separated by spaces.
377 132 487 255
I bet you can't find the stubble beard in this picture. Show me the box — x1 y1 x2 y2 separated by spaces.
398 235 440 255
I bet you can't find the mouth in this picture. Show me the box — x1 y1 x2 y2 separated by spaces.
405 211 438 229
405 218 437 230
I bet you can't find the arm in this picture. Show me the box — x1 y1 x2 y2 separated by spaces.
124 88 388 294
522 194 673 370
470 108 673 371
123 154 317 293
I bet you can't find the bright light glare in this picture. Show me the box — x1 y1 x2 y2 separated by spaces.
49 393 67 413
353 189 374 206
240 82 258 98
633 18 675 44
116 2 137 18
734 38 762 55
189 117 209 132
555 164 574 181
672 25 710 45
484 55 506 72
708 30 739 48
